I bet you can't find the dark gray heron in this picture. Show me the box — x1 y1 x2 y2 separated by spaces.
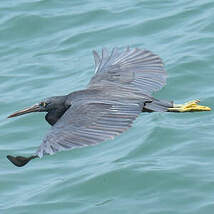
7 47 211 167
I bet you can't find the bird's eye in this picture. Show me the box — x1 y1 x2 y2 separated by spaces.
40 102 47 107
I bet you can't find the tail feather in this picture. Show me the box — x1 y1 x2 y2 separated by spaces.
143 99 173 112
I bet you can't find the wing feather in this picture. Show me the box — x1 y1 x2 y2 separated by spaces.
89 47 167 95
36 47 167 158
36 100 144 157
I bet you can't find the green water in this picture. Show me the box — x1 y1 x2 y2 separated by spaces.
0 0 214 213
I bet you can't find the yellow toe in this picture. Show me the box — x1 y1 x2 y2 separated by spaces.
168 100 211 112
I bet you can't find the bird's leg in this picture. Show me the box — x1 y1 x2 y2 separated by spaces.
168 99 211 112
7 155 38 167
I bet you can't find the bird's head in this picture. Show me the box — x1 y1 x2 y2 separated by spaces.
8 96 68 118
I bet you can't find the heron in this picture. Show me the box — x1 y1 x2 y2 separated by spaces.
7 47 211 167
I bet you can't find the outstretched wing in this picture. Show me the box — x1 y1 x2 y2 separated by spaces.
36 99 145 158
36 47 166 158
89 47 167 95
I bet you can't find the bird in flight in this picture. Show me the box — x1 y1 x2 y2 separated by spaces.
7 47 211 167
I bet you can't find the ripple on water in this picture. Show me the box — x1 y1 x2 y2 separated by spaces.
1 0 214 214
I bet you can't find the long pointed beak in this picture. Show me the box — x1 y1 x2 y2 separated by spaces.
8 104 41 118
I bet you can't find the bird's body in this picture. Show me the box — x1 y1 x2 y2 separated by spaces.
7 47 211 167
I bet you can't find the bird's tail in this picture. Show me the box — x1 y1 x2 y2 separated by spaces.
143 99 173 112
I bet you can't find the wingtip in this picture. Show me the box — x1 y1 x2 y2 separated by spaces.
7 155 38 167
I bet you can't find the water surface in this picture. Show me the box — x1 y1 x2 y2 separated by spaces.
0 0 214 213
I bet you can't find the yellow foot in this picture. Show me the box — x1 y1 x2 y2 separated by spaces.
168 99 211 112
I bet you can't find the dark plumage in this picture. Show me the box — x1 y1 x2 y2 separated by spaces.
7 47 210 167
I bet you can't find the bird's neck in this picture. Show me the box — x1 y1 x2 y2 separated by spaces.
45 95 70 126
45 109 67 126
